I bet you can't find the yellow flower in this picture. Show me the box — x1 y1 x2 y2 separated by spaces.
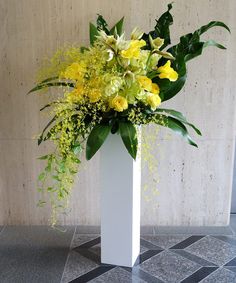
151 83 160 95
137 76 152 92
62 62 85 81
146 93 161 110
67 88 84 103
158 60 178 81
110 96 128 112
149 35 164 50
121 40 146 59
88 89 101 103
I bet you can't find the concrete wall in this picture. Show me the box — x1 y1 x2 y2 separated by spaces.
0 0 235 226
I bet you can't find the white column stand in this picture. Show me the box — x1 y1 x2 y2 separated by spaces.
100 132 141 267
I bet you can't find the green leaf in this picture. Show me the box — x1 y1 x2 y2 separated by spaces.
86 124 111 160
195 21 230 35
96 14 110 34
38 115 57 145
119 122 138 159
142 3 173 50
156 115 198 147
89 22 99 45
37 154 49 160
39 76 59 84
28 81 75 94
155 108 202 135
110 17 124 36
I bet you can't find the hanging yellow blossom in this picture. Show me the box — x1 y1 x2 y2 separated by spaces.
157 60 178 81
110 96 128 112
121 39 146 59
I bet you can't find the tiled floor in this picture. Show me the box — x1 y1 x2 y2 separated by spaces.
1 216 236 283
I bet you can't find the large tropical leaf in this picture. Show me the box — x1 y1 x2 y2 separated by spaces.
155 115 198 147
119 122 138 159
96 14 110 34
142 3 173 50
86 124 111 160
158 19 230 102
154 108 202 135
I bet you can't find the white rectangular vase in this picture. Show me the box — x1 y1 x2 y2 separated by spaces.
100 133 141 267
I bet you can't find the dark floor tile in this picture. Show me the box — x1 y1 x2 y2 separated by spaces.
181 267 218 283
0 226 75 283
200 267 236 282
142 235 189 249
170 236 205 249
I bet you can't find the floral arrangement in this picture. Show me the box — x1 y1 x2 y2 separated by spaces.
29 4 229 225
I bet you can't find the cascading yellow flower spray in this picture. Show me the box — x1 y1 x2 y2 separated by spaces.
28 4 229 225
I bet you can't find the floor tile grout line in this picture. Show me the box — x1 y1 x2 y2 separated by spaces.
60 226 77 283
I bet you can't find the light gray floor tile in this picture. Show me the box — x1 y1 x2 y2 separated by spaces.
71 234 99 249
90 267 146 283
0 226 75 283
172 249 217 266
142 235 189 249
201 268 236 282
185 236 236 266
140 250 200 282
61 250 98 283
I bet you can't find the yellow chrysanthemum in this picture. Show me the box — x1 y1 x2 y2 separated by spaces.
88 89 102 103
146 93 161 110
158 60 178 81
121 40 146 59
137 76 152 92
110 96 128 112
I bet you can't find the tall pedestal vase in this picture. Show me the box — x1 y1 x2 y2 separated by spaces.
100 133 141 267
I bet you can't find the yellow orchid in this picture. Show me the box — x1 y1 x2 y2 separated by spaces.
158 60 178 81
121 39 146 59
